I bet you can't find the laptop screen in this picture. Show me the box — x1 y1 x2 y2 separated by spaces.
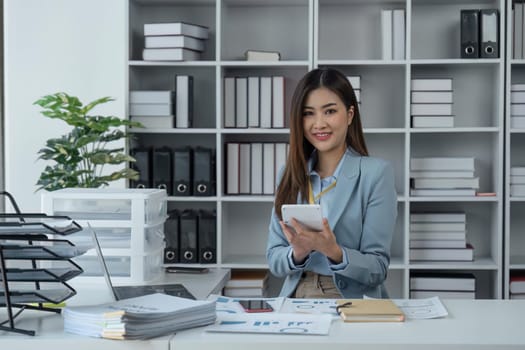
89 223 120 301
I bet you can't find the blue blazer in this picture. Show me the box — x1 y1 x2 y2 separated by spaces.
266 150 397 298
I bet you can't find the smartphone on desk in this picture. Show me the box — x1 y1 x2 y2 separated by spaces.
239 299 274 313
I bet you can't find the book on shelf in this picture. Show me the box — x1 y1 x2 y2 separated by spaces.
510 167 525 176
130 116 174 129
410 103 453 116
410 272 476 291
511 103 525 116
235 77 248 128
410 239 467 249
511 91 525 103
392 9 405 60
411 116 454 128
411 91 453 104
410 222 466 231
144 22 209 39
411 78 453 91
411 177 479 190
381 9 392 60
239 143 251 195
410 188 476 197
510 175 525 184
410 290 475 300
143 48 200 61
410 170 474 179
250 143 263 195
260 77 272 128
175 75 193 128
226 143 240 195
129 103 173 117
410 157 475 171
248 76 260 127
410 231 466 241
63 293 216 340
510 184 525 197
511 116 525 129
274 143 288 185
272 76 285 128
224 77 236 128
145 35 205 51
244 49 281 61
510 275 525 294
262 143 275 195
410 212 466 223
335 299 405 323
409 243 474 261
129 90 174 104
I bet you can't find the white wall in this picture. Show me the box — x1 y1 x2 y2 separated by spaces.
4 0 126 211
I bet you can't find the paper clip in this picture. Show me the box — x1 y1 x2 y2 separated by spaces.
336 301 352 315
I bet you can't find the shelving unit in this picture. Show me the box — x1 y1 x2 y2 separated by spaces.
505 0 525 299
126 0 505 299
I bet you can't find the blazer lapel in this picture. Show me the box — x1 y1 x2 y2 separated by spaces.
326 152 361 229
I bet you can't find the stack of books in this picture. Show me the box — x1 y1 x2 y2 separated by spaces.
129 90 174 128
130 75 193 129
410 272 476 299
410 157 478 197
410 78 454 128
143 22 209 61
511 84 525 129
223 76 285 129
63 293 216 340
510 166 525 197
244 49 281 61
380 9 406 60
409 212 473 262
222 270 269 298
346 76 361 108
510 275 525 299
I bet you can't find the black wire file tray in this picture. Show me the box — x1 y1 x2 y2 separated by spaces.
0 191 85 336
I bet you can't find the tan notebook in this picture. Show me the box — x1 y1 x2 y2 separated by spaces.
336 299 405 322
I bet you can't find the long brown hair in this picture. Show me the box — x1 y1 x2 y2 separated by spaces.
274 68 368 220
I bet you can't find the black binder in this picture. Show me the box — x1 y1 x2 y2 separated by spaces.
130 148 152 188
198 209 217 264
179 209 198 263
480 9 499 58
193 147 215 196
460 9 479 58
163 210 180 264
173 147 193 196
153 147 173 195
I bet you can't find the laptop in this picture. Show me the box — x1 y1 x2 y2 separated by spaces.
89 224 196 300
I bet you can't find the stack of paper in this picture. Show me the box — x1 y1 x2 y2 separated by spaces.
63 293 216 340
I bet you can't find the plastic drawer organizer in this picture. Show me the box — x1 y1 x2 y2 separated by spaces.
0 191 84 335
41 188 168 285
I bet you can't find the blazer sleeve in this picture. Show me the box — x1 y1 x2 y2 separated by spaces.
336 160 397 287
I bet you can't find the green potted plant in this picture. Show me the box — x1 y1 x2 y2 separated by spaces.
34 92 142 191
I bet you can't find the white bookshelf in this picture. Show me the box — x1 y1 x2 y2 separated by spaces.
506 0 525 299
126 0 505 299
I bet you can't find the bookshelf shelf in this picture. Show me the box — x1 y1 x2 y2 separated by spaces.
125 0 505 299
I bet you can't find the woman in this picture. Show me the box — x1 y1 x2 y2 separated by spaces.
266 68 397 299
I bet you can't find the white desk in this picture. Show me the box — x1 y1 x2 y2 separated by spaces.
170 300 525 350
0 268 230 349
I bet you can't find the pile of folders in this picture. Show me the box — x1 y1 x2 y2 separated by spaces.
131 147 215 197
163 209 216 265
